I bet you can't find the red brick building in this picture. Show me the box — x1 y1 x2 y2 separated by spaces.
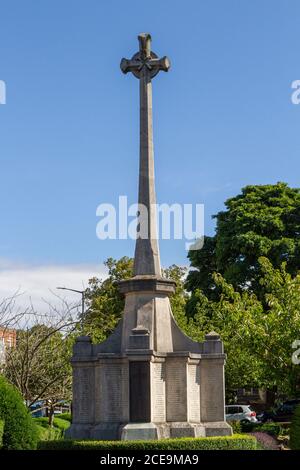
0 328 16 364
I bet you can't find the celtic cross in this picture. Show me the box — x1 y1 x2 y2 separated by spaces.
120 33 170 79
120 34 170 277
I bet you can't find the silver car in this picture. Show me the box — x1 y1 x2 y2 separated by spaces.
225 405 258 423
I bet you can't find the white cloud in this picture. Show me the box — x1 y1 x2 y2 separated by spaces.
0 261 108 313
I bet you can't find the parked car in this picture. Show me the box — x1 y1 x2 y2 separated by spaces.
257 399 300 423
225 405 258 423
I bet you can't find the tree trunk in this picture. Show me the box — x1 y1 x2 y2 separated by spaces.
48 405 54 427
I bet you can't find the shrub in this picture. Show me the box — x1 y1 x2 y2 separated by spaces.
241 421 256 433
58 412 71 422
241 421 285 437
35 424 62 441
290 404 300 450
0 375 38 449
33 417 51 429
33 416 69 429
259 422 281 437
227 420 242 434
0 418 4 449
53 417 71 432
38 434 257 451
33 416 70 440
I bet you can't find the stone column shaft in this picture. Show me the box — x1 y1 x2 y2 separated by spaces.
133 69 161 276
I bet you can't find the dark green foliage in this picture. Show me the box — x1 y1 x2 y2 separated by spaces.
227 420 242 434
33 417 50 429
58 412 71 422
290 404 300 450
0 418 4 449
241 421 285 437
0 375 38 449
241 421 257 433
38 435 256 450
162 264 189 328
186 236 218 307
35 424 62 441
83 257 133 343
186 183 300 302
53 417 71 431
259 422 282 437
186 258 300 397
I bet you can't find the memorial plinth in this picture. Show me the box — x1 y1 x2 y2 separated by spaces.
66 33 232 440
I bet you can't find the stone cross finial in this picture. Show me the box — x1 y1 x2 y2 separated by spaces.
120 34 170 277
120 33 170 79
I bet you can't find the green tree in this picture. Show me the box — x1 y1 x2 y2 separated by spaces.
186 182 300 303
185 257 300 398
83 258 188 342
185 276 265 394
83 257 133 343
4 325 72 426
162 264 188 329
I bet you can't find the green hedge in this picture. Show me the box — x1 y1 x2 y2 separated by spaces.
290 404 300 450
0 375 38 450
33 417 52 429
33 416 70 431
258 422 282 437
241 420 288 437
35 424 62 441
53 417 71 432
38 434 256 451
0 418 4 449
33 416 70 441
58 412 71 422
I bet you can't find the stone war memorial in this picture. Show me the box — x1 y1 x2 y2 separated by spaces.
66 33 232 440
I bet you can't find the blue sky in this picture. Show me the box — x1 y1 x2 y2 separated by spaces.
0 0 300 304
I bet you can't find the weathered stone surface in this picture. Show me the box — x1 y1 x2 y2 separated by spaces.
188 362 200 422
169 422 205 438
71 364 95 425
166 357 188 422
203 331 224 354
203 421 233 437
120 422 162 441
151 360 166 422
96 361 127 422
119 276 176 295
91 423 120 440
200 358 226 423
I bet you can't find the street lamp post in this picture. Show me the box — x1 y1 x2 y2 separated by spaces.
56 287 86 332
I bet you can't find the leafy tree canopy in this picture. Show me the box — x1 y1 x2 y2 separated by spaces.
185 258 300 398
83 257 133 343
4 324 72 426
186 182 300 302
